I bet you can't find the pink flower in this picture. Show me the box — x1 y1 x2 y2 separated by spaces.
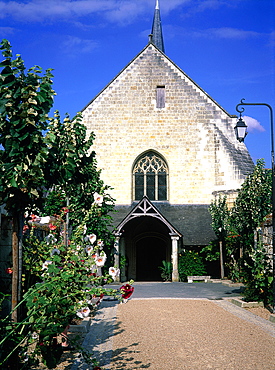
5 268 13 274
120 284 134 300
30 214 40 222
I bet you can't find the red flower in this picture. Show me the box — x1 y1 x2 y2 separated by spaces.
49 223 57 231
61 207 69 214
22 224 29 234
120 284 134 299
5 268 13 274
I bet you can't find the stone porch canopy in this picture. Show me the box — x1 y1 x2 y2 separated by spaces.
113 196 182 282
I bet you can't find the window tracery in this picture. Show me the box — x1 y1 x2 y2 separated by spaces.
133 151 168 201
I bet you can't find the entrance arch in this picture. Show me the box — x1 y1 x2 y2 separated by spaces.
114 196 182 282
136 235 168 281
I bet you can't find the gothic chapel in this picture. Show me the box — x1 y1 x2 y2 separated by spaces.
82 1 254 282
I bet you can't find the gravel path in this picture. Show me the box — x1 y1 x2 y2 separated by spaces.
109 299 275 370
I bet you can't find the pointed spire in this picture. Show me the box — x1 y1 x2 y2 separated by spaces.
151 0 165 53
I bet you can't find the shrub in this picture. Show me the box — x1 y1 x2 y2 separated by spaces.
158 260 172 281
178 251 206 282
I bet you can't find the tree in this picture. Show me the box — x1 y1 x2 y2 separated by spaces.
0 39 55 320
209 195 230 278
42 111 115 248
231 159 272 252
208 159 273 303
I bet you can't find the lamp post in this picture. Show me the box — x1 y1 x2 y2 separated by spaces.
235 98 275 313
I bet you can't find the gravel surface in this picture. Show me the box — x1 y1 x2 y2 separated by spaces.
110 299 275 370
32 298 275 369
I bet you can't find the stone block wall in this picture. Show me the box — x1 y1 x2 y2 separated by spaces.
82 44 254 205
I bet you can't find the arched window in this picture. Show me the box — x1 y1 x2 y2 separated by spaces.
133 151 168 201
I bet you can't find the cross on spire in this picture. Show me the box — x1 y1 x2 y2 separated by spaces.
151 0 165 53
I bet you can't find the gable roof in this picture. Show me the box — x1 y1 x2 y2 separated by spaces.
82 42 234 118
111 201 216 245
115 196 182 237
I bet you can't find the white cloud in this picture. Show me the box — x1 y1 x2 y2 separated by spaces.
193 27 263 40
0 26 15 36
62 36 98 55
243 115 265 133
0 0 192 24
0 1 117 22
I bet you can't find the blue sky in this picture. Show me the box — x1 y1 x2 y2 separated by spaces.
0 0 274 166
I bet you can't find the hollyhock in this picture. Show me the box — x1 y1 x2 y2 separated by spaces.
30 214 40 222
23 224 29 234
51 248 60 256
45 234 57 245
42 261 52 270
95 252 106 267
76 307 90 319
109 267 120 280
85 233 97 244
49 223 57 231
61 207 69 214
40 216 51 224
120 284 134 301
85 245 94 255
97 239 104 249
93 192 103 206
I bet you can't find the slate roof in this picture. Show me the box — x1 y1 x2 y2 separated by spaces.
111 202 216 246
151 0 165 53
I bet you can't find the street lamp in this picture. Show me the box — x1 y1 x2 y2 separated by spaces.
234 115 247 142
235 98 275 314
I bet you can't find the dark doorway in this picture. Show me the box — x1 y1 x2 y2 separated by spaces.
136 237 167 281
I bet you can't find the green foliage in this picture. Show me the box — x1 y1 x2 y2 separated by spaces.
158 260 172 281
0 39 55 213
0 40 119 369
209 195 230 240
178 251 206 282
208 159 273 304
242 245 273 306
43 111 116 247
201 240 220 262
1 210 120 368
231 159 272 241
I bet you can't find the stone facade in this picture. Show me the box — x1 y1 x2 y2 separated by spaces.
82 42 254 281
83 44 253 206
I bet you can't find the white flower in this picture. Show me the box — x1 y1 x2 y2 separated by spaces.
95 252 107 267
51 248 60 256
40 216 51 224
85 233 97 244
76 307 90 319
93 192 103 206
85 245 94 255
109 267 120 280
32 332 39 340
45 233 57 245
83 224 87 235
42 261 52 270
97 239 104 249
